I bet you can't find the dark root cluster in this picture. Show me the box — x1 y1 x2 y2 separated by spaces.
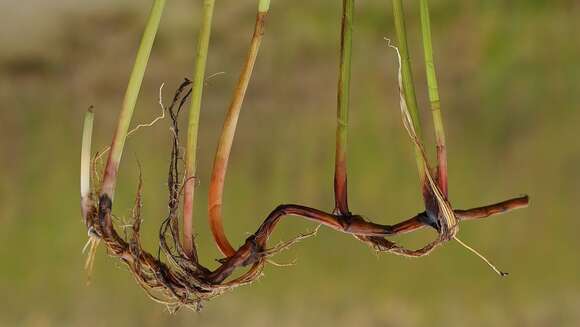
83 80 317 311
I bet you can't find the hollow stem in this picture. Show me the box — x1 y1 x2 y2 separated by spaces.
81 108 94 221
183 0 216 260
392 0 427 185
100 0 166 199
334 0 354 215
208 2 269 257
420 0 448 197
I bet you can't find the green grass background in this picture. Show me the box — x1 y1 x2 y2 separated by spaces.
1 0 579 326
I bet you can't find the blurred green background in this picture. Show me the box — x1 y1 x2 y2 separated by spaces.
1 0 579 326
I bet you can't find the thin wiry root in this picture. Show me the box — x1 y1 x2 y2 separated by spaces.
82 236 100 284
94 83 169 162
262 224 321 257
266 259 297 267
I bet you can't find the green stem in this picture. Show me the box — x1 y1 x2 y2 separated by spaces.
81 108 94 221
392 0 427 182
334 0 354 215
101 0 166 199
183 0 216 260
420 0 448 197
259 0 270 12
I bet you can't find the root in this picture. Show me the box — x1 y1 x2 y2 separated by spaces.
262 224 321 258
94 83 169 162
